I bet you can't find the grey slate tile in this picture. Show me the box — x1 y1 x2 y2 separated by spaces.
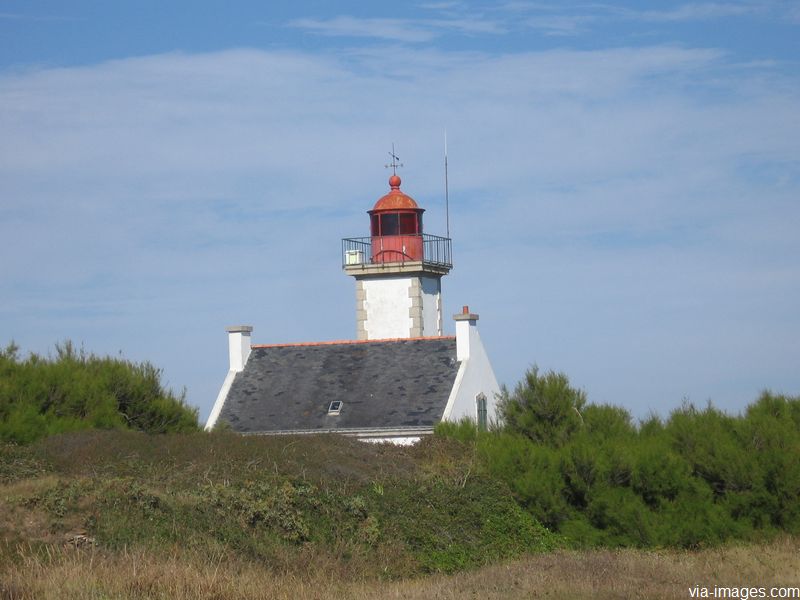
218 337 459 433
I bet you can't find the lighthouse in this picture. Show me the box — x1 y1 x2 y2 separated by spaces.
206 162 501 443
342 174 453 340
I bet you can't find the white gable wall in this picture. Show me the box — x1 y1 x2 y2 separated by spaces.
205 325 253 431
442 317 500 425
205 369 236 431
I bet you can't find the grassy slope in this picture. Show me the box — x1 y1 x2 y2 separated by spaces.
3 535 799 599
0 431 557 580
2 432 798 599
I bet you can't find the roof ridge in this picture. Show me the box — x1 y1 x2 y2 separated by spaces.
251 336 455 349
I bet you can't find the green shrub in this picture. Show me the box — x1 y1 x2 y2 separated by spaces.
582 404 636 439
2 430 561 578
497 366 586 447
586 485 655 547
439 369 800 550
631 437 691 508
743 392 800 532
434 418 479 442
0 341 198 444
378 476 558 573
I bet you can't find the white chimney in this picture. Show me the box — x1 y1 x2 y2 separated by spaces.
453 305 479 361
226 325 253 372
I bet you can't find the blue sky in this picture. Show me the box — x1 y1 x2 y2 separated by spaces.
1 1 798 423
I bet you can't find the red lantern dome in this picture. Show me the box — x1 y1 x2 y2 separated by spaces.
372 175 419 211
368 175 424 263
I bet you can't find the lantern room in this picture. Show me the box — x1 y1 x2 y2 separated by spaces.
368 174 424 263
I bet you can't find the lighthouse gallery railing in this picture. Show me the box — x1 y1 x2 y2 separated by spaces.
341 234 452 269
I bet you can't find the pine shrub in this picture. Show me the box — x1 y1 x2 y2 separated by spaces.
0 341 198 443
440 366 800 549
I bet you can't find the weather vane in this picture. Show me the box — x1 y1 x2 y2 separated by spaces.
384 143 403 175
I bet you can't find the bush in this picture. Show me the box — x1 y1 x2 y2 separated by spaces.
497 366 586 447
439 367 800 550
0 341 198 444
1 430 561 579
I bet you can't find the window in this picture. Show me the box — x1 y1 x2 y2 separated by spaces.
399 213 417 234
380 213 399 235
328 401 343 415
370 214 380 236
476 393 487 431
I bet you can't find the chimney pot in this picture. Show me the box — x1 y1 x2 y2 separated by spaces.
226 325 253 372
453 305 480 360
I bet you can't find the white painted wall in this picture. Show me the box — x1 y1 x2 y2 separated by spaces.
362 277 412 339
205 369 236 430
443 321 501 425
206 325 252 431
420 275 442 336
360 436 421 446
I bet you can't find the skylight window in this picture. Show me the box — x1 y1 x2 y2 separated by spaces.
328 401 343 415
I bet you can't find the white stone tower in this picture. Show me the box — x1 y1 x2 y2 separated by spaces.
342 174 452 340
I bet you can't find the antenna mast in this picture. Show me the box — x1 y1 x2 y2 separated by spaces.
444 131 450 239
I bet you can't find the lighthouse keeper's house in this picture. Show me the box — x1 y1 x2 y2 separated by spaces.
205 174 500 444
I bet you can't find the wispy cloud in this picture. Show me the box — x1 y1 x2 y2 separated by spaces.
287 3 796 44
288 14 504 43
417 1 463 9
0 12 79 22
636 2 764 22
289 16 437 42
491 1 792 37
523 14 598 36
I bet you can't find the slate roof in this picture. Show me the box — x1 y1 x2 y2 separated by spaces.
218 337 460 434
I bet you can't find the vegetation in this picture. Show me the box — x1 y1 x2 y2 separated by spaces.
0 431 558 583
438 367 800 549
0 341 198 444
1 341 799 596
3 537 798 599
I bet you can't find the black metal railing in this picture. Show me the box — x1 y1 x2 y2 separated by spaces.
341 234 452 269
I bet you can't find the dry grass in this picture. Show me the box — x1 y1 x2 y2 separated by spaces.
3 432 799 598
2 537 798 600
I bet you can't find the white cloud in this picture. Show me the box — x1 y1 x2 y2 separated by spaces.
284 3 799 46
289 16 437 42
288 14 504 43
1 44 798 420
637 2 764 22
523 14 598 36
418 1 463 9
492 1 793 36
0 12 78 22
